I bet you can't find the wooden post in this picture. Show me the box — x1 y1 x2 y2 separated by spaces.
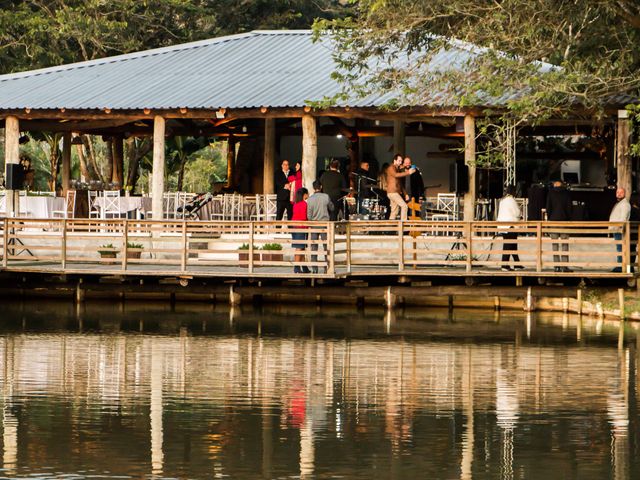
248 221 255 274
263 119 276 194
463 115 476 221
151 116 165 221
181 221 188 272
122 219 128 271
2 218 7 268
112 134 124 186
61 219 67 269
536 222 543 272
465 222 473 272
398 221 404 271
617 110 632 198
524 287 535 312
301 114 317 192
62 132 72 194
624 221 631 273
618 288 625 319
384 286 397 308
346 222 352 274
4 115 20 217
577 289 583 315
393 120 405 156
328 222 335 276
226 136 236 188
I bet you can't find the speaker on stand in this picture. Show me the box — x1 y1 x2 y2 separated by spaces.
449 159 469 194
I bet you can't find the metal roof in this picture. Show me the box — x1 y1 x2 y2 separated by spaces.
0 30 631 111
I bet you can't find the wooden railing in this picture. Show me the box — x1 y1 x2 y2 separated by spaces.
0 218 636 278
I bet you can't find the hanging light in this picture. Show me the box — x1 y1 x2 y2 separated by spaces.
418 122 423 132
336 134 343 139
242 125 247 133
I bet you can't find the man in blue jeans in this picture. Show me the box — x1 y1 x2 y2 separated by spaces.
609 187 631 272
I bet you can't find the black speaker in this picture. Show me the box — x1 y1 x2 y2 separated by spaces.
449 160 469 194
5 163 24 190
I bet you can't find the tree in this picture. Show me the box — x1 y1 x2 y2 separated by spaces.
316 0 640 121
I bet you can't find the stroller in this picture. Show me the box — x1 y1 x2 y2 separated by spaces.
176 192 214 220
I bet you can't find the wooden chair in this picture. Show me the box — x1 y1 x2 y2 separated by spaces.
53 190 76 219
102 190 123 219
88 191 101 219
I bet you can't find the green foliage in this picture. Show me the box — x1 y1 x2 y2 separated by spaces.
261 243 282 251
238 243 250 250
628 104 640 158
126 242 143 250
97 243 117 254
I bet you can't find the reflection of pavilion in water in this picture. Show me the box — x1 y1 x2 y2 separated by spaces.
0 308 638 478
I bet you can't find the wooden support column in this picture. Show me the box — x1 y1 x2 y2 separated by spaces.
263 118 276 194
301 114 317 192
112 134 124 186
4 116 19 216
463 115 476 221
151 116 166 220
393 120 405 156
226 135 236 189
61 132 71 194
617 109 632 197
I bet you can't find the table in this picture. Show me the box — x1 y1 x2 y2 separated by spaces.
93 196 151 218
22 196 65 218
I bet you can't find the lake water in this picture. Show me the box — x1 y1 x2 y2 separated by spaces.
1 300 639 479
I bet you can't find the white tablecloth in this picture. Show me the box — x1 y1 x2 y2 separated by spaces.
94 196 151 215
22 196 65 218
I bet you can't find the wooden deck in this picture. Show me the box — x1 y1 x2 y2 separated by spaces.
0 218 637 282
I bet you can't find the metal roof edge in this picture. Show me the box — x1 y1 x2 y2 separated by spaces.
0 30 261 82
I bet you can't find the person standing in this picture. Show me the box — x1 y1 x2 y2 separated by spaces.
545 180 572 272
497 186 524 271
609 187 631 272
320 159 348 221
291 187 310 274
306 180 334 273
385 154 415 220
288 161 303 203
275 159 293 220
402 156 425 202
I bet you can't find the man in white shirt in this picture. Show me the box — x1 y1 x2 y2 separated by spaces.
497 186 524 271
609 187 631 272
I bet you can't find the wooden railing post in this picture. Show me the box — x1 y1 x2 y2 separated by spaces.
465 222 473 272
61 219 67 269
122 219 128 271
398 221 404 271
248 221 254 273
346 222 352 274
623 221 631 273
536 222 543 273
328 221 335 276
181 220 188 272
3 218 8 268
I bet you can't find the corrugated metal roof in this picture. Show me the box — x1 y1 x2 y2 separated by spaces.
0 30 630 111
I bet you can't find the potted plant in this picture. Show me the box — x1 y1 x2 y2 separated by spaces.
126 242 144 259
98 243 118 259
238 243 260 264
261 243 283 262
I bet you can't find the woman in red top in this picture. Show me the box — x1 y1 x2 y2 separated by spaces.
291 187 309 274
288 161 303 204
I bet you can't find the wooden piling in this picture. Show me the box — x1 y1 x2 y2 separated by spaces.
618 288 625 319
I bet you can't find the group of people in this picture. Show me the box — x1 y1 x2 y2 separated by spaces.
497 180 632 272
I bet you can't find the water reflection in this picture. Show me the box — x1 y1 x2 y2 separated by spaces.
0 301 639 479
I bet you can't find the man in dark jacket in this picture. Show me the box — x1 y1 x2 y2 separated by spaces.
320 159 348 220
545 180 572 272
274 159 293 220
402 156 425 202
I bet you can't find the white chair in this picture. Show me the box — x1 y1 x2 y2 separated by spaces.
163 192 178 219
53 190 76 219
251 194 263 221
263 194 277 221
225 194 243 221
102 190 123 219
88 191 101 219
435 193 459 221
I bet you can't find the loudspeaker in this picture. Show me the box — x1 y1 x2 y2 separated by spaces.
449 160 469 194
5 163 24 190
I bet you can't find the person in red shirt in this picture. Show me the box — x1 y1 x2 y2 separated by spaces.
287 161 303 204
291 187 309 274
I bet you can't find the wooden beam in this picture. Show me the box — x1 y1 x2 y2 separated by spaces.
151 116 165 220
226 136 236 189
393 120 405 157
4 116 19 216
617 109 632 198
112 134 124 185
301 114 317 192
463 115 476 221
263 119 276 194
61 132 71 194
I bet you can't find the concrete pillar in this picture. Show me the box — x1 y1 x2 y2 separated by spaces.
151 116 165 220
4 116 20 216
617 109 632 198
393 120 405 157
62 132 71 194
301 114 317 192
463 115 476 221
263 118 276 194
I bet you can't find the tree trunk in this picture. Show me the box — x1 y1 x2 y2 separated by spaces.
125 138 151 192
76 141 90 181
105 138 114 186
177 156 187 191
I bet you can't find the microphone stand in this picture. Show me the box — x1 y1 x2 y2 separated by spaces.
352 172 376 215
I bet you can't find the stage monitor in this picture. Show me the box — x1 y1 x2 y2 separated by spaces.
562 172 579 184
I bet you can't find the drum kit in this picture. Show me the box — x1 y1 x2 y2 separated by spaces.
341 171 387 221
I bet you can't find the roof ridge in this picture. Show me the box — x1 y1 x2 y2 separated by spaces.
0 30 261 82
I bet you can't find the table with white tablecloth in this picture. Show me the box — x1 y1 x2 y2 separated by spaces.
21 196 65 218
93 196 152 218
